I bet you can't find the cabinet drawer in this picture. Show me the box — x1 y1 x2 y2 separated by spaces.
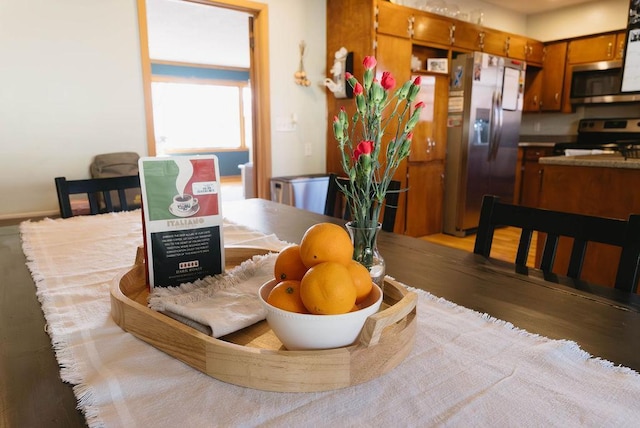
524 147 555 161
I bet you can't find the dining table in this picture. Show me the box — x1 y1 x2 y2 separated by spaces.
4 197 640 427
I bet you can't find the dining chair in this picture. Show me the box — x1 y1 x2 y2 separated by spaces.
473 194 640 293
55 175 141 219
323 173 400 233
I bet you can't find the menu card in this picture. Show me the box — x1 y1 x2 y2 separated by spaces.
138 156 225 289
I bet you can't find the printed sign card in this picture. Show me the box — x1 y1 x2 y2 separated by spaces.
138 156 224 289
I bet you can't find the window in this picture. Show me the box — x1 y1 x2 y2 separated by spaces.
150 67 252 155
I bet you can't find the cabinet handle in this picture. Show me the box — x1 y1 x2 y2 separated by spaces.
408 16 414 37
505 37 510 56
538 168 544 194
554 92 559 102
478 31 485 50
607 42 613 58
450 24 455 45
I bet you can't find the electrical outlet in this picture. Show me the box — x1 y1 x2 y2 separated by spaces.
304 142 312 156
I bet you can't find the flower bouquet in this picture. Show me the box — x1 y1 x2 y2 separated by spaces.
331 56 424 284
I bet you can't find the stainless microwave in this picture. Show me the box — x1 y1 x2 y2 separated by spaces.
570 60 640 104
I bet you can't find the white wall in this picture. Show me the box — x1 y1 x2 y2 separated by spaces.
527 0 629 41
0 0 326 219
0 0 148 218
263 0 326 179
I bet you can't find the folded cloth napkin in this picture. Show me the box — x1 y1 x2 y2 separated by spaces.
148 252 278 338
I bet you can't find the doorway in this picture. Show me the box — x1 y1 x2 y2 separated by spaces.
136 0 272 199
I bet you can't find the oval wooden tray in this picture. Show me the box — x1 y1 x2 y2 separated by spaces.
110 246 418 392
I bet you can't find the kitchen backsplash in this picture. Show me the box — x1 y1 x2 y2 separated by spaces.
521 103 640 136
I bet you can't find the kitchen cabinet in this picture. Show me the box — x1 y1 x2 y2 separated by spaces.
375 32 412 233
412 12 454 47
567 33 618 64
404 72 448 237
523 67 543 112
406 161 444 236
540 41 567 112
408 73 448 163
377 1 412 39
515 146 555 207
538 161 640 290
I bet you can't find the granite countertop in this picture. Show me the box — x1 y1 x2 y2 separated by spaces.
539 153 640 169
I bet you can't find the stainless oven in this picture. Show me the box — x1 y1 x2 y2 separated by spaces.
570 60 640 104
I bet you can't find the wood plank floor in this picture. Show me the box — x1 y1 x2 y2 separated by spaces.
421 227 537 267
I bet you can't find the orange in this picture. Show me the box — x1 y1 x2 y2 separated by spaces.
300 262 356 315
267 280 309 314
346 259 373 304
274 244 308 281
299 223 354 268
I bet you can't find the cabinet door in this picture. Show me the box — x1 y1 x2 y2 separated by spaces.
525 39 544 66
453 21 482 52
540 41 567 112
507 35 528 61
480 28 509 57
409 73 448 162
567 34 617 63
413 12 454 47
520 147 554 207
523 67 542 112
405 161 444 236
377 1 412 39
376 33 412 233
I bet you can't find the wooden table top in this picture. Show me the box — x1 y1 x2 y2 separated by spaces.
4 198 640 427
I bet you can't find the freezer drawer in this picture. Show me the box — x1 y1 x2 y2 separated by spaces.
270 174 330 214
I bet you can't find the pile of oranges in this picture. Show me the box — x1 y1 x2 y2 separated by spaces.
266 223 373 315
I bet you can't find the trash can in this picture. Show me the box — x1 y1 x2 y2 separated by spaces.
239 162 254 199
270 174 330 214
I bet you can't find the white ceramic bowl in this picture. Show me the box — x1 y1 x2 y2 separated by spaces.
258 280 383 350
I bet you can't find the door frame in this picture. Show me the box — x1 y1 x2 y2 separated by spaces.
136 0 272 199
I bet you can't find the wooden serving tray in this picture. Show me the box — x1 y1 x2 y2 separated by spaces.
110 246 418 392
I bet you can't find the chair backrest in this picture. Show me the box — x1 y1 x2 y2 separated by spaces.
473 195 640 293
323 173 400 233
55 175 141 219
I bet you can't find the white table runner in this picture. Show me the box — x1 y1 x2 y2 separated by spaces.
20 210 640 427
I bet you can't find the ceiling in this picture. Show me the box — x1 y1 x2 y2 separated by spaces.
481 0 602 15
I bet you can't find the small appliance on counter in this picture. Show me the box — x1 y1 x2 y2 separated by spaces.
269 174 330 214
553 117 640 158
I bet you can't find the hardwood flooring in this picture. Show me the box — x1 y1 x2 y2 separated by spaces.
421 227 537 267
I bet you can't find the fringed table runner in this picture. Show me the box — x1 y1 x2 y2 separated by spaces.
20 210 640 427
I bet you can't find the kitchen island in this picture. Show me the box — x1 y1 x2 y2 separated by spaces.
536 153 640 289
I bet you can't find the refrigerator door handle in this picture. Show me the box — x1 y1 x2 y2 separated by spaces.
488 91 499 161
492 92 504 160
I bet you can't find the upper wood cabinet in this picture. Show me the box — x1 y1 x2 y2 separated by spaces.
377 1 412 39
412 12 454 46
567 33 618 63
540 41 567 111
409 73 449 162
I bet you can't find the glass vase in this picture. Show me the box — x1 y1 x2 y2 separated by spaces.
345 222 385 289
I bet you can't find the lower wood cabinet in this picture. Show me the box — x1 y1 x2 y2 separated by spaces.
405 161 444 237
515 146 555 207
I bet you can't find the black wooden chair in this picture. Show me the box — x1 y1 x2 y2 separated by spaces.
323 173 401 233
473 194 640 293
55 175 141 218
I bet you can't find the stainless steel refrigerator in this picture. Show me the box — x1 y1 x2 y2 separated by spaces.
443 52 525 236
